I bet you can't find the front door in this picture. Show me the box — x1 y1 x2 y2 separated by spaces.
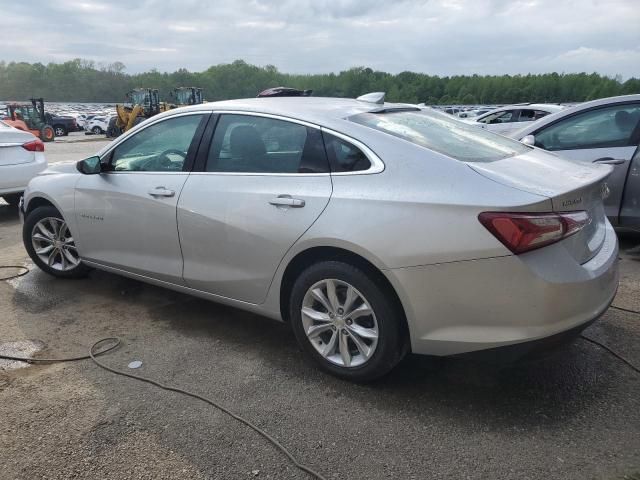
533 102 640 223
74 113 207 283
178 113 332 304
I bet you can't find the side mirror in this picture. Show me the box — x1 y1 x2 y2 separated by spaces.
521 134 536 146
76 156 102 175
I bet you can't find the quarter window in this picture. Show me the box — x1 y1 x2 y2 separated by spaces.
110 114 204 172
322 133 372 172
206 114 329 174
534 104 640 151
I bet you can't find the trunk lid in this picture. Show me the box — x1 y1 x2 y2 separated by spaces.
470 148 612 264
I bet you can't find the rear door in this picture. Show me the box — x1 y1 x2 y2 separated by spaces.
178 113 332 304
531 102 640 223
74 112 208 283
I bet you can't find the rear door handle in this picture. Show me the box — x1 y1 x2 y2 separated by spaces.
148 187 175 197
269 195 305 208
593 157 625 165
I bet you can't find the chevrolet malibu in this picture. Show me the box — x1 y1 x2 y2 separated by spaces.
20 94 619 381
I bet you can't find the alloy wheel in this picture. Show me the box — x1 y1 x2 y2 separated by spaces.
31 217 80 271
301 278 379 367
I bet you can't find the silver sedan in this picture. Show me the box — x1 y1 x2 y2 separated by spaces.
20 94 619 381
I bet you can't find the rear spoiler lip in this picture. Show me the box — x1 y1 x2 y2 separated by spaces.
467 158 613 207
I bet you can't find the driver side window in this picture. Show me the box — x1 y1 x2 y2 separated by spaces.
110 114 204 172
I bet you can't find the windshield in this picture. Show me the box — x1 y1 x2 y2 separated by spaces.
350 109 530 163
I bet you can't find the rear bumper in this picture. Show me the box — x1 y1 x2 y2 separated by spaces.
388 220 619 356
0 154 47 195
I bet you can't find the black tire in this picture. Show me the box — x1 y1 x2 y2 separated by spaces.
23 206 91 278
2 193 21 206
40 125 55 142
91 126 103 135
289 261 406 382
53 125 67 137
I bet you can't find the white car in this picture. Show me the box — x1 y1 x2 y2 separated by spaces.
467 104 565 136
0 121 47 206
86 116 111 135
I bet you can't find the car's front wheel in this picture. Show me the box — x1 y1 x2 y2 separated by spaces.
91 126 103 134
290 261 406 382
23 206 91 278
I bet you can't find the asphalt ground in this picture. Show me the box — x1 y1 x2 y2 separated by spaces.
0 139 638 479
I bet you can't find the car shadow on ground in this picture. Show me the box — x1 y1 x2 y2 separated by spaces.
0 203 20 223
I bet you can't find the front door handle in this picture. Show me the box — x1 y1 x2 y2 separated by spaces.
269 195 305 208
593 157 625 165
148 187 175 197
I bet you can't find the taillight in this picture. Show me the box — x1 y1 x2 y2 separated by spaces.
478 211 590 254
22 139 45 152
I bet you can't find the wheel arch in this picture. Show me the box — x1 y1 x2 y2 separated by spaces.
278 246 410 347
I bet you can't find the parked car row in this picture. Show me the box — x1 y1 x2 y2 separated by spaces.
18 92 628 381
464 103 565 135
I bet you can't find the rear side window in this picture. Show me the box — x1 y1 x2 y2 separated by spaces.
351 110 530 163
322 133 371 172
534 103 640 151
206 114 329 174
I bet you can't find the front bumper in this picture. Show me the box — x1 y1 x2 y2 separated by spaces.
387 221 619 356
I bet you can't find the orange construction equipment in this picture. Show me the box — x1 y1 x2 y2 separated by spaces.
2 98 55 142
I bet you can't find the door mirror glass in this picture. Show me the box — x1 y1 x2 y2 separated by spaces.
76 156 102 174
521 135 536 146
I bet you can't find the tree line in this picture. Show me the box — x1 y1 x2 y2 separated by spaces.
1 58 638 105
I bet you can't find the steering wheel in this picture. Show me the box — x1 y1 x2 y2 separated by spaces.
159 149 188 161
138 149 187 171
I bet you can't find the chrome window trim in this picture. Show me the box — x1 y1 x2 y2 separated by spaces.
99 109 385 177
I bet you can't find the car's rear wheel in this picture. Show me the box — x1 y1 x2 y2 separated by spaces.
91 126 103 134
23 206 91 278
54 125 67 137
290 261 406 382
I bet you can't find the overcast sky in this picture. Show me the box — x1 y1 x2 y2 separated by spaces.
1 0 638 77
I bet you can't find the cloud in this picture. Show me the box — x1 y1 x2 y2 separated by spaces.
0 0 638 78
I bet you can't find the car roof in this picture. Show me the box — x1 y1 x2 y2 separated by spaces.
159 96 414 130
511 94 640 138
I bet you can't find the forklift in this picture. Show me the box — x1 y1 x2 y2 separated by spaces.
2 98 55 142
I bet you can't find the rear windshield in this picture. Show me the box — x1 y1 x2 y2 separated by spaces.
350 109 530 162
